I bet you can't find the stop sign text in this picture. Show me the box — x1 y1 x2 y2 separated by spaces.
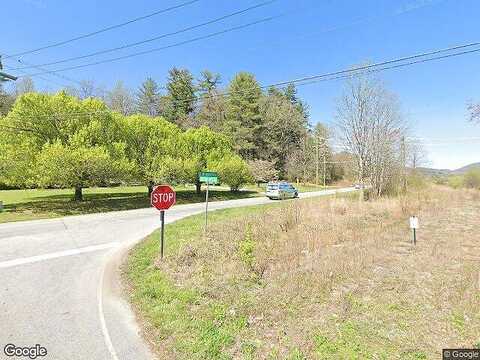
151 185 176 211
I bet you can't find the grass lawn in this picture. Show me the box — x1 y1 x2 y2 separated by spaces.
124 187 480 359
0 182 337 224
0 185 260 224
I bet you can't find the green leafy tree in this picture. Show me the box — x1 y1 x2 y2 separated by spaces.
224 72 263 159
36 142 132 200
121 114 181 195
208 151 253 191
0 134 35 187
1 91 131 200
180 126 232 193
136 78 160 116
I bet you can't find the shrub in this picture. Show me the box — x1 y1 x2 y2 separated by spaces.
208 152 253 191
463 169 480 189
239 224 255 270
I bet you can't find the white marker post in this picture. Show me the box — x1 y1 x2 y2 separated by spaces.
409 216 419 245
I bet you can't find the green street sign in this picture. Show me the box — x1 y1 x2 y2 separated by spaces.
199 171 219 184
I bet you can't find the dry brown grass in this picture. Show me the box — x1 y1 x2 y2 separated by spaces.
135 186 480 359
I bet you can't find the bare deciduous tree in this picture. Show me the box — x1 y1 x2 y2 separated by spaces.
66 80 105 100
15 77 35 96
336 74 406 196
248 159 278 186
107 81 135 115
407 139 429 169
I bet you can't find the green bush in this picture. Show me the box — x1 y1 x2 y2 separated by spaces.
463 169 480 189
447 175 464 189
209 152 253 191
407 172 428 190
239 224 255 269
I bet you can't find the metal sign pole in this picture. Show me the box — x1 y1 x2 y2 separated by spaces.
160 210 165 258
205 181 209 232
413 228 416 245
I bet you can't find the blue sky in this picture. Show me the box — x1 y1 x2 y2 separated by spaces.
2 0 479 169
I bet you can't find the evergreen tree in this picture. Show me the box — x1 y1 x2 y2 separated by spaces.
284 83 309 120
195 70 224 130
136 78 160 116
197 70 221 95
162 68 196 125
260 92 308 176
224 72 263 159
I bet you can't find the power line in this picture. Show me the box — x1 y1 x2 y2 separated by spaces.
3 57 81 87
1 47 82 86
3 0 201 59
155 41 480 107
8 40 480 118
11 0 278 71
263 41 480 88
19 15 282 78
5 66 69 89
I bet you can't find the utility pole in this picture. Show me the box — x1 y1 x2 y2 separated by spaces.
401 136 407 193
0 56 18 82
315 136 319 185
323 145 326 189
0 55 16 214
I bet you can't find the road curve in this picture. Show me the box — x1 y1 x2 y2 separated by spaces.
0 188 354 360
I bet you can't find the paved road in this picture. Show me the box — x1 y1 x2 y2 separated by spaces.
0 188 354 360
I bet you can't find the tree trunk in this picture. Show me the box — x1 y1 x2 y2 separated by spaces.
195 179 201 195
147 181 154 197
74 186 83 201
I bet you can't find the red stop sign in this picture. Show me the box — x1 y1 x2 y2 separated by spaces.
151 185 176 210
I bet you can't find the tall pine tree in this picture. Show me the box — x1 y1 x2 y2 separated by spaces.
162 68 196 125
136 78 160 116
224 72 263 159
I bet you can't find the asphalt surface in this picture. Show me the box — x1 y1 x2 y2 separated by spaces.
0 188 355 360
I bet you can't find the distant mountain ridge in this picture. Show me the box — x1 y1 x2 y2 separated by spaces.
418 162 480 176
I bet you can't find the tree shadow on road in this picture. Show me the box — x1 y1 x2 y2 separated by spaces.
0 189 259 223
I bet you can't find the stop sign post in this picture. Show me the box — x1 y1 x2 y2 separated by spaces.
151 185 176 259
